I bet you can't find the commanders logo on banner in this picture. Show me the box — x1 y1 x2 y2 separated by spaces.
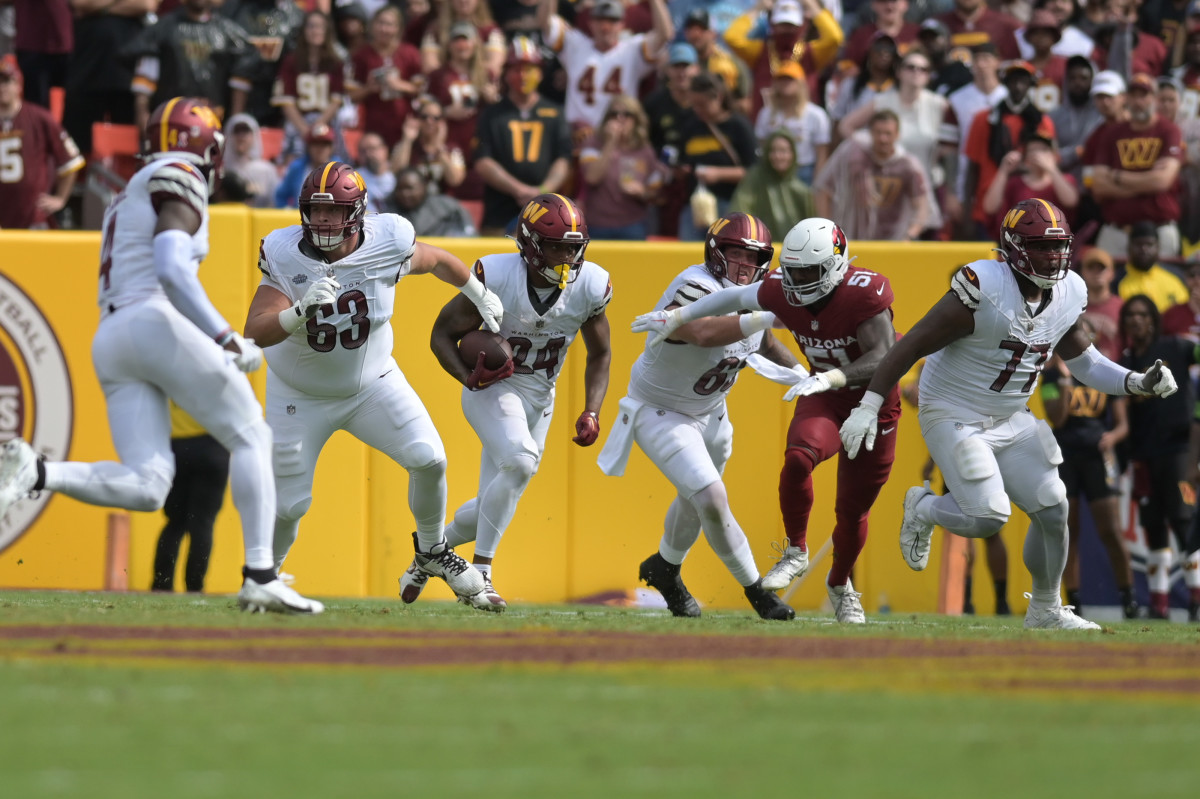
0 273 72 553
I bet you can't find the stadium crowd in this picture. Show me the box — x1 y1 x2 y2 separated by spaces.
1 0 1199 619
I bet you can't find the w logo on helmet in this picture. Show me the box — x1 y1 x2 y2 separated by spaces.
522 202 549 223
1002 207 1026 230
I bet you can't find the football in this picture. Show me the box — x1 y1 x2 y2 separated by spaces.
458 329 513 370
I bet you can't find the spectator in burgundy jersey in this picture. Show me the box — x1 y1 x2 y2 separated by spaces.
963 60 1056 238
1024 10 1069 112
937 0 1022 60
425 21 499 202
418 0 506 80
273 11 346 161
838 0 920 78
9 0 72 109
1162 259 1200 339
1084 72 1184 258
1092 0 1168 77
813 108 931 240
0 55 85 229
981 132 1078 236
1077 247 1124 360
62 0 156 156
346 5 423 149
390 95 467 195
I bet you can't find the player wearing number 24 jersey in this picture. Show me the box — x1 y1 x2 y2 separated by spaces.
602 213 799 621
840 198 1178 630
427 193 612 611
245 161 506 604
633 217 901 624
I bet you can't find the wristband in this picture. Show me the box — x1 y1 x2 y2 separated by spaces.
857 390 885 413
739 311 776 337
459 272 487 304
214 328 235 347
277 304 306 334
823 368 847 389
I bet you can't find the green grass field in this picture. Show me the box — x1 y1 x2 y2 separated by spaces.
1 591 1197 799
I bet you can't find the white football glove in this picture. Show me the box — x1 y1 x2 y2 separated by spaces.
631 308 684 346
473 287 504 334
279 276 340 334
784 372 834 402
1127 359 1178 398
225 332 264 373
839 393 884 459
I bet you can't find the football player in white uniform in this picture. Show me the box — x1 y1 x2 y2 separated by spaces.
420 193 612 611
538 0 673 137
0 97 322 614
600 213 798 620
243 161 506 604
839 198 1178 630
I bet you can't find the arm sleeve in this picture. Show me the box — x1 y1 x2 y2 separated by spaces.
153 229 233 340
1063 345 1132 396
676 282 764 323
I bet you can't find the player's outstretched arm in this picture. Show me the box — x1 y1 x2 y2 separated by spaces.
411 243 504 332
573 310 612 447
1056 322 1179 397
430 293 488 387
632 282 763 346
864 292 975 399
757 329 800 369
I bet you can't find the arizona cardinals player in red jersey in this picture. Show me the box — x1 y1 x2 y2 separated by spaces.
633 217 901 623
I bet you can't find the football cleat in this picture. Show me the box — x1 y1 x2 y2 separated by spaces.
744 579 795 620
900 482 935 571
458 572 507 612
638 553 701 618
1023 593 1101 630
827 579 866 624
760 539 809 591
411 533 485 598
237 575 324 614
0 438 40 521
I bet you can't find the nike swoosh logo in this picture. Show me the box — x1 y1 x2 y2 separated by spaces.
880 427 895 435
876 285 885 295
543 410 552 417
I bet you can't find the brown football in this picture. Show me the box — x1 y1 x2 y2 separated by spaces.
458 329 513 370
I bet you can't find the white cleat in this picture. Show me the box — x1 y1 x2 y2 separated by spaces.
458 573 507 613
237 578 325 615
760 540 810 591
827 578 866 624
398 557 430 604
0 438 40 520
1023 593 1101 630
900 482 935 571
412 534 485 598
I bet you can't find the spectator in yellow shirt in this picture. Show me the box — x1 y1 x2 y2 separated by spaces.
1117 220 1188 312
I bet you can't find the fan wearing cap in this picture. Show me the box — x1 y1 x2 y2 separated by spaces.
1082 71 1184 257
683 8 755 116
538 0 673 139
1019 10 1068 112
962 59 1056 234
755 59 831 185
838 0 921 78
0 54 85 229
274 124 337 208
418 0 507 79
916 19 973 96
934 0 1022 60
726 0 844 117
1015 0 1095 60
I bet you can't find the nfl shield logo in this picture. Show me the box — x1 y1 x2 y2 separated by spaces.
811 320 819 331
287 404 296 415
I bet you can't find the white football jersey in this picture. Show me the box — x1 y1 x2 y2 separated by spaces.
921 259 1087 420
258 214 416 398
629 265 764 417
477 252 612 408
98 158 210 311
548 19 658 130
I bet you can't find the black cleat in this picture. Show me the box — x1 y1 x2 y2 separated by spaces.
744 580 796 620
639 553 701 617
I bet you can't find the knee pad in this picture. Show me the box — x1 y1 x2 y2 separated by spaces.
408 451 446 479
133 461 175 512
1031 493 1068 533
499 451 538 483
228 418 273 455
1036 476 1068 510
1035 420 1064 467
782 445 818 478
277 495 313 523
972 515 1007 538
689 481 728 517
954 436 996 481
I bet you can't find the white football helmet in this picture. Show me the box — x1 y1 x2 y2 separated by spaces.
779 218 852 306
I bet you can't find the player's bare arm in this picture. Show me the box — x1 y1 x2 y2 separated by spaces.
645 0 675 53
430 292 487 387
244 286 295 347
757 329 800 369
411 243 504 332
574 310 611 447
864 292 976 399
836 311 898 387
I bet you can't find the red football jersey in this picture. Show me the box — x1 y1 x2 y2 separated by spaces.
272 53 345 115
0 102 85 229
349 42 423 148
937 8 1022 60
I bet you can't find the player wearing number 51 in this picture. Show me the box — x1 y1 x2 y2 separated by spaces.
243 161 505 606
601 213 798 621
838 198 1177 631
425 193 612 612
632 218 901 624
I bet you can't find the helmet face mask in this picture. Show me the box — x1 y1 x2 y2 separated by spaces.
779 218 850 306
299 162 368 251
704 213 774 285
515 194 589 289
999 199 1073 289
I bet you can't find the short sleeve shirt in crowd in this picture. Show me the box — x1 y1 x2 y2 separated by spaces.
936 8 1022 60
272 52 345 115
1117 265 1189 312
1083 116 1183 226
0 103 85 229
474 95 573 229
1040 364 1111 451
348 41 423 149
546 17 658 131
679 112 758 202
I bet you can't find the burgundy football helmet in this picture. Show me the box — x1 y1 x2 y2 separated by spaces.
299 161 369 250
514 193 589 289
143 97 225 194
998 198 1073 289
704 213 774 285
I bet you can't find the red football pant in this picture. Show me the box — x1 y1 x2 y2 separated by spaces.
778 393 898 586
